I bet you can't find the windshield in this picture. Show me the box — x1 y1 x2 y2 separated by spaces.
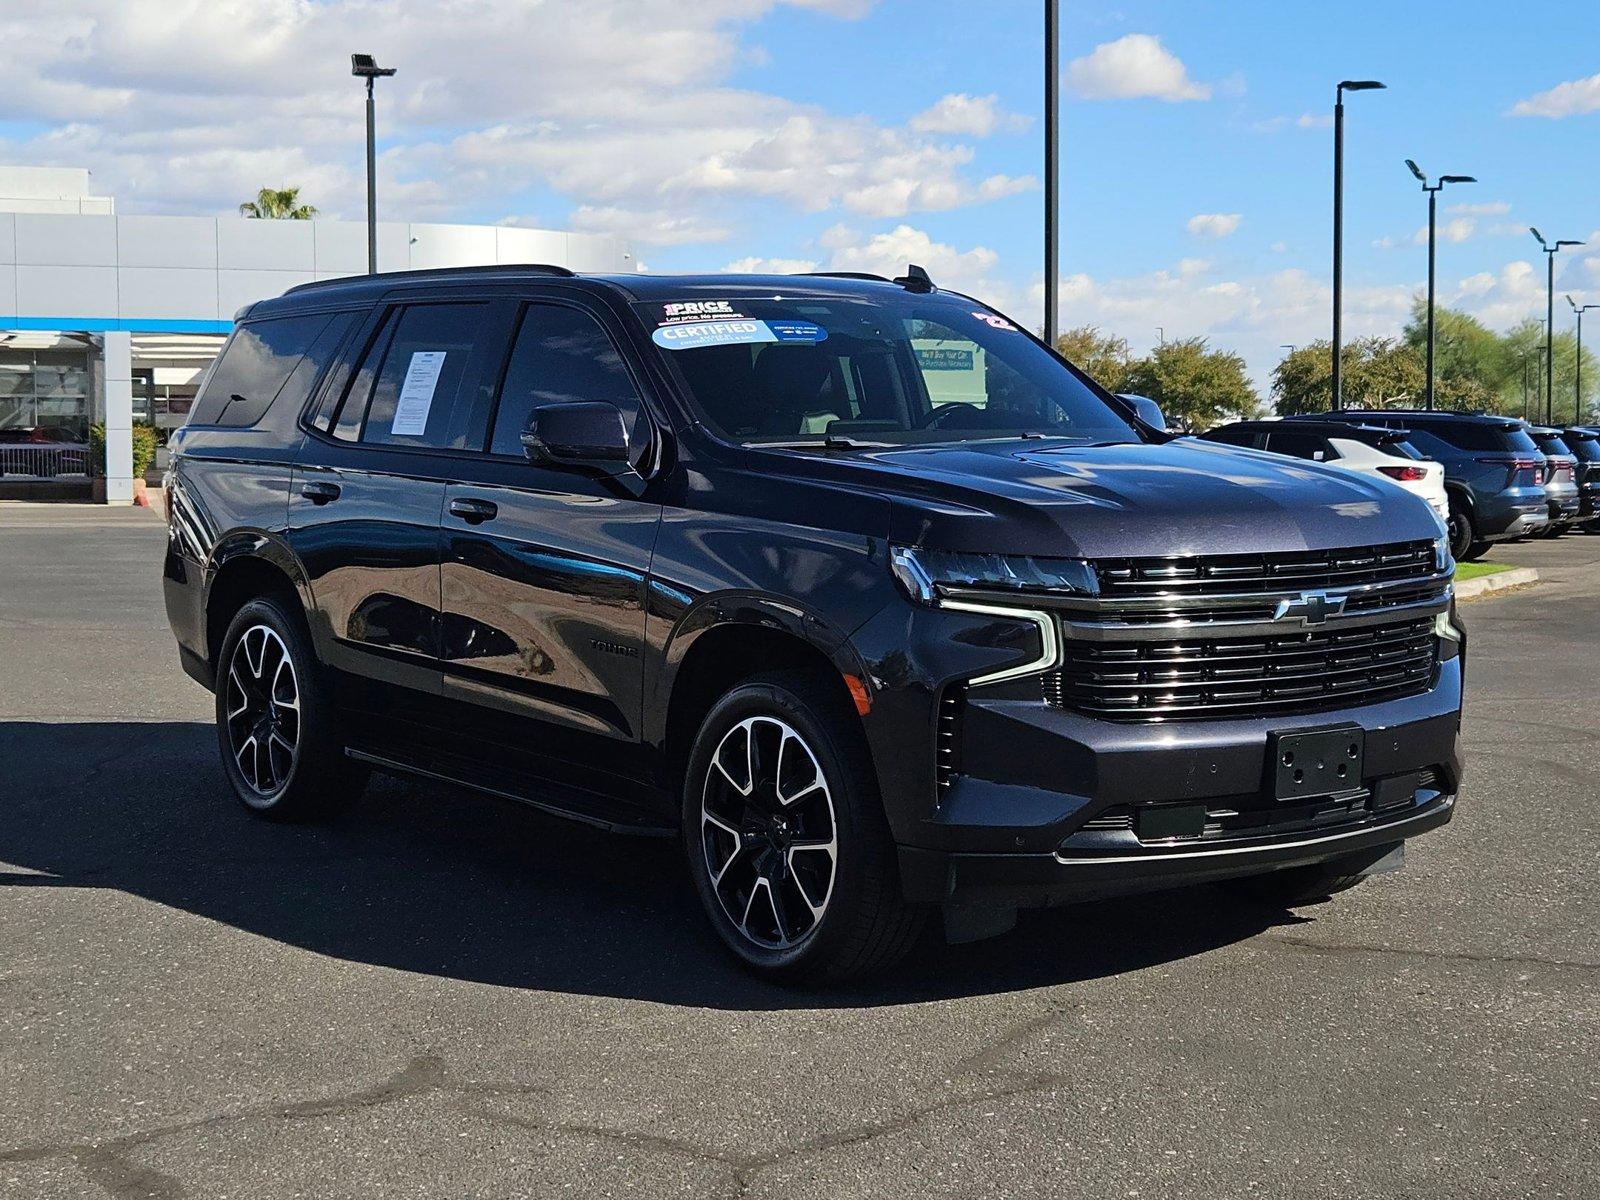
1533 433 1572 456
634 293 1137 446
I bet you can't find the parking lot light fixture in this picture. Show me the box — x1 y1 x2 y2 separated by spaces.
1332 80 1385 411
1531 229 1584 424
1569 295 1600 424
1405 161 1475 411
351 53 398 276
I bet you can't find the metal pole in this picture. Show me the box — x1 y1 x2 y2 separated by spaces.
1425 186 1437 410
1043 0 1059 347
365 76 377 275
1577 310 1584 426
1332 92 1344 411
1545 253 1555 424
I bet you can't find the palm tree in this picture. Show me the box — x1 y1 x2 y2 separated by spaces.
238 187 317 219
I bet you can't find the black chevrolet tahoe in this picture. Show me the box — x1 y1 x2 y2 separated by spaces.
163 265 1464 982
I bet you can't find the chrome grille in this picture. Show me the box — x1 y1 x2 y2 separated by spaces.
1045 615 1438 721
935 687 964 794
1095 540 1437 600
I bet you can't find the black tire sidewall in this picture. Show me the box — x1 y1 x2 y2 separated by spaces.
1446 503 1474 562
681 676 883 979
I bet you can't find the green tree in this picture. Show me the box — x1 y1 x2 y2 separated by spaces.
1272 338 1425 415
1122 337 1258 431
1055 325 1131 393
1398 300 1598 420
238 187 317 219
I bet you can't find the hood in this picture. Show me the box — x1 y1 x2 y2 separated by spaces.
818 437 1443 559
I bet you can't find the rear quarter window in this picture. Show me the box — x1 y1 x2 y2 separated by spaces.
1427 421 1539 454
190 312 354 428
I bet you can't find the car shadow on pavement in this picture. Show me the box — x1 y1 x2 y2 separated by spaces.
1 720 1298 1010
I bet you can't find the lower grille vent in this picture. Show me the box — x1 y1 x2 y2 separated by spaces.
935 687 964 795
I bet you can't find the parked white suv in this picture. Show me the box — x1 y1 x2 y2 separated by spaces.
1199 419 1449 520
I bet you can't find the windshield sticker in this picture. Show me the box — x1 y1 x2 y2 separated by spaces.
652 319 827 351
971 311 1018 331
916 347 975 371
662 300 737 320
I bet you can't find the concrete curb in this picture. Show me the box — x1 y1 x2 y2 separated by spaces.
1454 566 1540 601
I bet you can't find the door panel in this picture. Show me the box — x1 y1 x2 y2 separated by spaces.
287 451 447 697
441 472 658 741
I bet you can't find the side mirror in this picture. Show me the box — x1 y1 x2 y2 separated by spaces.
1117 393 1167 431
520 402 632 474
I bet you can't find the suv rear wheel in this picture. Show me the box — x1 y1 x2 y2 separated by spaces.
1445 500 1477 562
215 596 367 820
682 671 924 983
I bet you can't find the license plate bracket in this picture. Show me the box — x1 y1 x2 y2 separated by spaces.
1269 725 1365 801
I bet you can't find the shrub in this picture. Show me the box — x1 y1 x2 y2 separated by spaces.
87 422 160 478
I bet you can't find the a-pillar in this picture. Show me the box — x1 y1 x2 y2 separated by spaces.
100 330 134 505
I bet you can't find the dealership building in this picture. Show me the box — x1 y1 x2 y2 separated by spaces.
0 167 636 501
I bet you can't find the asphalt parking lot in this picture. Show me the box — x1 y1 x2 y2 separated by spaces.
2 505 1596 1200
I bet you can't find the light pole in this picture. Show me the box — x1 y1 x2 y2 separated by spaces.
1043 0 1059 347
1530 228 1583 424
351 53 397 276
1332 79 1385 411
1569 295 1599 425
1404 161 1474 411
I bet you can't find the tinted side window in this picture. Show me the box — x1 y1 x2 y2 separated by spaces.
1203 427 1259 447
1429 421 1539 454
1264 431 1330 460
332 303 510 449
189 314 336 427
489 304 645 457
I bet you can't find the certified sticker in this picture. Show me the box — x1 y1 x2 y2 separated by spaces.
651 319 827 350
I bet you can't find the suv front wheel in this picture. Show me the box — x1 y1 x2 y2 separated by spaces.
682 671 924 983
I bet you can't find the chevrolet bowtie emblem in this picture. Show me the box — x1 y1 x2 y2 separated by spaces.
1273 589 1347 625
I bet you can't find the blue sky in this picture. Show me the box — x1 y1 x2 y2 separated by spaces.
5 0 1597 387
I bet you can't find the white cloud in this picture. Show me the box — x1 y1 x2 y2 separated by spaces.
1186 212 1241 239
909 93 1028 137
0 0 1024 248
1411 217 1475 245
721 255 820 274
1065 34 1211 102
1295 112 1332 129
1446 200 1510 216
816 223 1007 300
1509 72 1600 119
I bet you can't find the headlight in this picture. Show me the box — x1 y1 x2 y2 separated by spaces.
889 546 1096 606
1432 532 1452 573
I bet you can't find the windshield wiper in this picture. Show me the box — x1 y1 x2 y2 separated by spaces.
758 436 896 451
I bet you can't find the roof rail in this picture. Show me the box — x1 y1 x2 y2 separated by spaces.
799 271 891 283
283 263 577 296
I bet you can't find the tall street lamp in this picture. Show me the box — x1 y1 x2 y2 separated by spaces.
1530 228 1583 424
352 53 398 276
1404 160 1475 411
1569 295 1599 425
1331 79 1385 411
1043 0 1059 347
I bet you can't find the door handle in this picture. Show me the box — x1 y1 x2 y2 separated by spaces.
302 480 341 505
448 497 498 524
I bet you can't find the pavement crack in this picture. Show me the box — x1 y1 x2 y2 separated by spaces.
1266 934 1600 971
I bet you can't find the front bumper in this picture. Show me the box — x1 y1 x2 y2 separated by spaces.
886 647 1464 907
901 790 1454 906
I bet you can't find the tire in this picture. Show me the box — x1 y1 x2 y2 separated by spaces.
1445 501 1475 562
214 596 368 820
1223 860 1369 908
682 670 926 983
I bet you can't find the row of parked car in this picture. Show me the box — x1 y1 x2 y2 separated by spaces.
1198 410 1600 561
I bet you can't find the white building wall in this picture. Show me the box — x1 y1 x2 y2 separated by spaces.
0 214 636 334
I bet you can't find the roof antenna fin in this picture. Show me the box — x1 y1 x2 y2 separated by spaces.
894 263 935 293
